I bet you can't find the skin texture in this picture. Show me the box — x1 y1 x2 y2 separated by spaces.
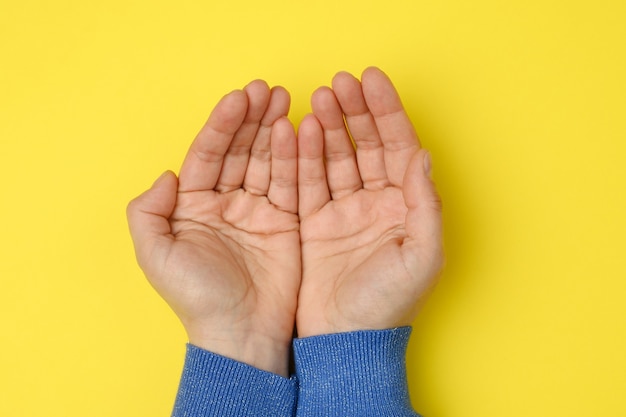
127 67 443 375
296 67 443 337
127 81 300 377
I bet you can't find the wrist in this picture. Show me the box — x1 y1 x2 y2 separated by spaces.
296 312 414 338
187 326 292 377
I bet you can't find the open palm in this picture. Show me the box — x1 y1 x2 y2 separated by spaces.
127 81 300 376
296 68 443 337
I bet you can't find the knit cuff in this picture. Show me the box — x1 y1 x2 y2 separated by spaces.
293 327 421 417
172 344 297 417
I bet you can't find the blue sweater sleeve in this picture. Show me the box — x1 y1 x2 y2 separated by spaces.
171 344 297 417
293 327 422 417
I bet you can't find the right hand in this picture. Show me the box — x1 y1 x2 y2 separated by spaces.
296 67 444 337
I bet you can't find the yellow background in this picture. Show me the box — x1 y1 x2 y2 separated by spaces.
1 0 625 415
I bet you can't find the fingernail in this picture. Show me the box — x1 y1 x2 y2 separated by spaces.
424 151 432 177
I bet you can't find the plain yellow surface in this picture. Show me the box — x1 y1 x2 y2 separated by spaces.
1 0 625 415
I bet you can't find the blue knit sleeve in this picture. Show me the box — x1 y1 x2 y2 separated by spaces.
293 327 422 417
171 344 297 417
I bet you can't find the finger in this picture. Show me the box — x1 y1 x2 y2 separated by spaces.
402 149 444 278
332 71 389 190
178 90 248 192
311 86 362 199
244 86 291 195
298 114 330 218
361 67 420 187
126 171 178 270
215 80 271 192
268 117 298 213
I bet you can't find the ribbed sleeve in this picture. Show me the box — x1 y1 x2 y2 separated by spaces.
293 327 422 417
172 344 297 417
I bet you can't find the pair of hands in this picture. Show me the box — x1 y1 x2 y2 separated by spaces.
127 67 443 377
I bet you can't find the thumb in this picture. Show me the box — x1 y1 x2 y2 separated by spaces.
402 149 444 276
126 171 178 268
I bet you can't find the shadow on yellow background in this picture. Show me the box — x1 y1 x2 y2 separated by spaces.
1 0 625 415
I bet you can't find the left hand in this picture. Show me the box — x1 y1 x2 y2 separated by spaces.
127 81 300 376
